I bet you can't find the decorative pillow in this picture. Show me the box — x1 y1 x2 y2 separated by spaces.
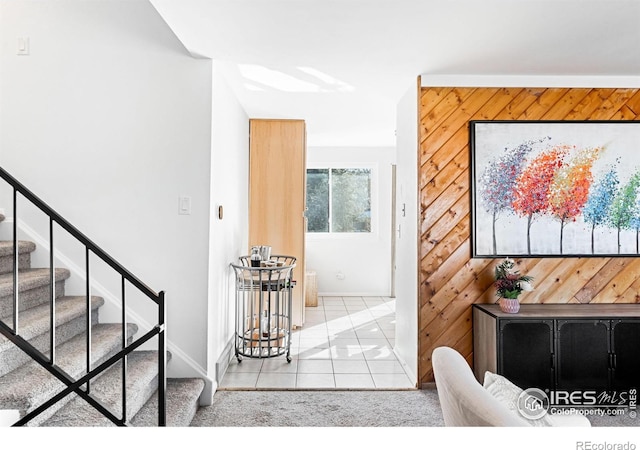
483 371 554 427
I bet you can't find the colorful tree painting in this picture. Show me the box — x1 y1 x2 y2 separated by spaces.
583 167 620 254
472 121 640 257
548 146 602 254
609 171 640 254
512 145 570 254
478 138 550 254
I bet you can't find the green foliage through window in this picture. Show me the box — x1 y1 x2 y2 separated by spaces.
306 168 371 233
306 169 329 232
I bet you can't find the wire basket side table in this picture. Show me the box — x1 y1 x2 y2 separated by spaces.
230 255 296 363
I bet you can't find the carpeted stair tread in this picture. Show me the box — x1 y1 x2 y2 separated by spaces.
40 350 169 427
0 240 37 257
0 268 71 318
131 377 205 427
0 241 37 275
0 268 70 296
0 296 104 351
0 296 104 377
0 322 138 413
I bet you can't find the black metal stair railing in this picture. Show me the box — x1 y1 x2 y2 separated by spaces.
0 166 166 426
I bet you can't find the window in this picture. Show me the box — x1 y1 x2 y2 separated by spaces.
306 168 372 233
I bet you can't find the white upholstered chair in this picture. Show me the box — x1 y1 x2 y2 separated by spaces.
431 346 591 427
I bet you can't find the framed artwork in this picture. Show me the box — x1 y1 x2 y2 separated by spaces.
470 120 640 258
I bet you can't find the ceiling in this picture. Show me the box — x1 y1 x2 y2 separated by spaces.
149 0 640 147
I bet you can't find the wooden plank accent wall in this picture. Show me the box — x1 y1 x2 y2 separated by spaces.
418 87 640 386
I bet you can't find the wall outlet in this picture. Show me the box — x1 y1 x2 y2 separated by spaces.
336 271 345 280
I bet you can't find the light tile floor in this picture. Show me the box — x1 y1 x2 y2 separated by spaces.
220 296 415 390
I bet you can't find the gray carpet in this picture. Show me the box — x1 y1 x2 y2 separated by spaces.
191 388 640 427
191 389 445 427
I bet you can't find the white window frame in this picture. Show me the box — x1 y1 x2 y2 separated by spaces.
305 162 379 239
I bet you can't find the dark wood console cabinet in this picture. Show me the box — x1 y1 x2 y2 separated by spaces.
473 304 640 392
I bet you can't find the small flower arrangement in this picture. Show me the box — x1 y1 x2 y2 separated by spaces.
494 257 534 300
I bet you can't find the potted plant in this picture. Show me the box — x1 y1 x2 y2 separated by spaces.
494 257 533 313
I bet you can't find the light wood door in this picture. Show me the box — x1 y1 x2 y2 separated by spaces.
249 119 306 327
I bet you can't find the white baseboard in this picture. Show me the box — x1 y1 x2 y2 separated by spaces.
215 337 235 383
394 347 418 387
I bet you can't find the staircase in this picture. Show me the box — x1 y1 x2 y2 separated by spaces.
0 211 205 426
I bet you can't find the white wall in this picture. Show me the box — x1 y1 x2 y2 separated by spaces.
306 146 395 296
0 0 213 377
206 63 249 391
393 80 419 385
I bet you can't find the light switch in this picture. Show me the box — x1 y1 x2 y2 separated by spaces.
17 37 29 56
179 196 192 215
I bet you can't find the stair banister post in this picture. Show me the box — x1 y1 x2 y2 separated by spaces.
49 217 56 364
12 188 18 335
85 246 91 394
121 275 128 423
158 290 166 426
